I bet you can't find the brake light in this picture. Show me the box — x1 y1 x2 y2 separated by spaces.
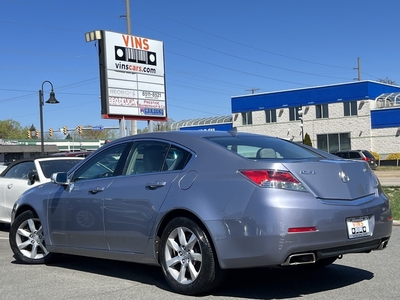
239 170 306 191
362 157 370 162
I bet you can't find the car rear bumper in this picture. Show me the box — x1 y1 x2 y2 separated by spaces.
206 190 393 269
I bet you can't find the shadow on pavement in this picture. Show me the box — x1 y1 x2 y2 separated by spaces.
28 254 373 299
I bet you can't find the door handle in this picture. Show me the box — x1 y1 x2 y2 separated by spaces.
7 184 13 189
89 187 105 194
146 181 167 190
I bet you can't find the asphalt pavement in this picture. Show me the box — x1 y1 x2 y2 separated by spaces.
374 169 400 186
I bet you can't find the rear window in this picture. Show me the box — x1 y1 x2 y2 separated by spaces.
362 151 375 159
206 136 322 159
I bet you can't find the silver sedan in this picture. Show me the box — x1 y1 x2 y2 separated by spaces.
8 130 392 295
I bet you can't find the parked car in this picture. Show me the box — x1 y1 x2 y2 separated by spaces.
0 162 10 173
0 157 84 229
9 130 392 295
333 149 378 170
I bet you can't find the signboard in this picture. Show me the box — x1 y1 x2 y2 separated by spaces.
96 30 167 121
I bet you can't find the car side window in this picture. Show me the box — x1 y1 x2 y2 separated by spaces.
72 143 128 182
349 152 360 159
123 141 192 175
335 152 347 158
3 162 35 179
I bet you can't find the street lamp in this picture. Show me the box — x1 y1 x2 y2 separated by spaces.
39 81 59 155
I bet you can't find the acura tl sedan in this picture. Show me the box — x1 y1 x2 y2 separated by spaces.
9 130 392 295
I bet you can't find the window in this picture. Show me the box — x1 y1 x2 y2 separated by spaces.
207 135 321 159
3 162 35 179
289 107 302 121
343 101 357 116
72 143 128 181
265 109 277 123
241 112 253 125
316 104 329 119
39 159 83 178
123 141 192 175
317 132 351 153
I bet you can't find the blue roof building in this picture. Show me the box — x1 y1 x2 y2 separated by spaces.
231 81 400 157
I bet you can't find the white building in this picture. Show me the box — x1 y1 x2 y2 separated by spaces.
231 81 400 158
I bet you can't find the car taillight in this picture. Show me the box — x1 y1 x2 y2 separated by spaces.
239 170 306 191
362 157 371 162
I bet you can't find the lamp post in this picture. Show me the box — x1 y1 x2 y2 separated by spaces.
39 81 59 155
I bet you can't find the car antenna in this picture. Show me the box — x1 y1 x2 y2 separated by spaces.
228 127 238 137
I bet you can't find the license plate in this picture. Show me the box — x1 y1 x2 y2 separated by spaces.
346 216 371 239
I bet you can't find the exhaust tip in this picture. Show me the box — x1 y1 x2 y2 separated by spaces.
377 240 389 250
282 252 316 266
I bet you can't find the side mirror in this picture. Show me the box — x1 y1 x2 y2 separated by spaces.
27 171 38 185
51 172 68 185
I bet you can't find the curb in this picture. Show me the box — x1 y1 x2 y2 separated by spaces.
393 220 400 226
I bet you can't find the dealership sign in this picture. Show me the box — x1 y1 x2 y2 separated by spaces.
86 30 167 121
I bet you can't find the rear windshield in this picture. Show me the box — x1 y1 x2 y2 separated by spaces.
362 151 375 159
206 136 322 159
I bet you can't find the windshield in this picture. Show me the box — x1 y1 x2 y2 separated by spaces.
39 159 83 178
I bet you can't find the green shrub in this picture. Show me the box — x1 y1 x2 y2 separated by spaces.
303 133 312 146
386 153 400 160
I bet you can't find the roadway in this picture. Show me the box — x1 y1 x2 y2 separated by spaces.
374 169 400 186
0 226 399 299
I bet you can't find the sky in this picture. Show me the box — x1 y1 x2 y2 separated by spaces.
1 0 400 134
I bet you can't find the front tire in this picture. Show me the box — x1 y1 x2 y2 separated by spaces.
9 211 54 264
159 217 225 295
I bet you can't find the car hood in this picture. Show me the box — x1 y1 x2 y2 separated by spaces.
283 159 378 200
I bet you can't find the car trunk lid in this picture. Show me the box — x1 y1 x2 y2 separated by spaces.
282 159 377 200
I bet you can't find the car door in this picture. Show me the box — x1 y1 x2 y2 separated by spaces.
0 161 35 221
103 141 192 253
47 142 130 249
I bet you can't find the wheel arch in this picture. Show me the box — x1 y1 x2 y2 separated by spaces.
13 204 39 222
155 209 221 267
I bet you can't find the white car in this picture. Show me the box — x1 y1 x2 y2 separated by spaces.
0 163 9 173
0 157 84 229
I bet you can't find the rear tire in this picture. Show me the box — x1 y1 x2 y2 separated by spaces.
9 211 55 264
159 217 226 295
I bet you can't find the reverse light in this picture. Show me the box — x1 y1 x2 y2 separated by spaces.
239 169 306 191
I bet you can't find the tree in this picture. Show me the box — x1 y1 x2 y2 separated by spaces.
378 77 397 86
303 133 312 146
0 119 27 139
138 119 176 133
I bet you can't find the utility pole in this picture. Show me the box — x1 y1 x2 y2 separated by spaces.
120 0 137 136
246 88 259 94
125 0 137 135
353 57 361 81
